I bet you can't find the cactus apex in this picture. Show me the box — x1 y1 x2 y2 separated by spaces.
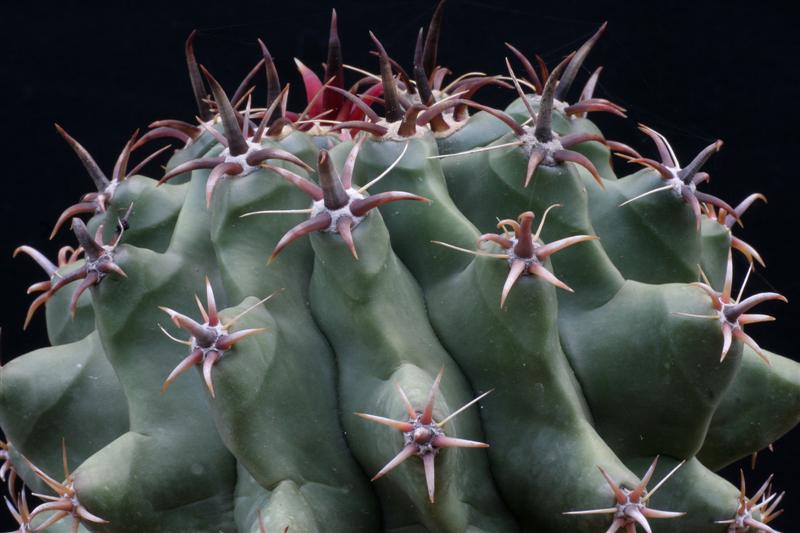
3 9 799 532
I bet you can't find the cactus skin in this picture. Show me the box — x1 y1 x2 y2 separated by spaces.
308 210 516 532
1 5 798 533
698 346 800 471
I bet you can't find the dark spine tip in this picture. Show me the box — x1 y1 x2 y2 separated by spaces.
318 150 350 209
415 98 461 131
369 31 403 122
185 31 213 121
200 65 249 156
231 59 266 109
399 104 425 137
258 39 281 115
12 246 57 276
369 52 414 94
679 139 723 183
505 57 538 122
429 99 524 137
535 55 550 84
54 124 110 191
324 9 345 111
70 218 104 261
423 0 448 77
513 212 535 258
505 42 543 93
727 193 767 228
579 66 603 104
255 86 289 141
325 9 344 90
328 86 381 123
414 28 435 105
329 120 389 137
724 292 787 322
111 130 139 183
556 21 607 101
534 52 575 143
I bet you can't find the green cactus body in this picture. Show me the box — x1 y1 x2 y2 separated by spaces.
432 120 747 458
206 132 381 532
164 126 225 172
92 175 189 253
42 261 96 345
698 346 800 471
425 251 638 530
208 297 377 532
621 457 741 531
205 143 382 531
441 138 624 307
2 7 798 533
0 332 128 494
434 110 512 156
700 217 734 291
584 168 703 284
39 174 189 347
559 281 743 458
233 462 320 533
350 135 483 287
69 174 237 532
308 211 516 532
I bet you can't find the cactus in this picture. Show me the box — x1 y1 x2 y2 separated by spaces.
1 3 798 532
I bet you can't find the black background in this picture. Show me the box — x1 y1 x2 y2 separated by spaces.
1 1 798 530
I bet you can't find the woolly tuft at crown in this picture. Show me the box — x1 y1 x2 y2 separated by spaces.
1 2 798 532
